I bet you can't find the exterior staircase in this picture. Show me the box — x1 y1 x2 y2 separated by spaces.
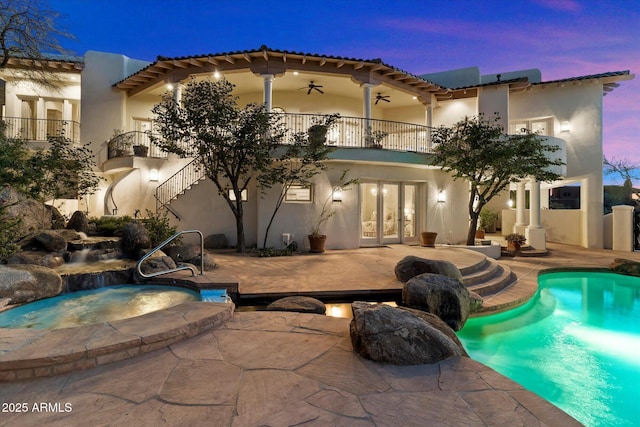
458 256 533 315
155 158 206 218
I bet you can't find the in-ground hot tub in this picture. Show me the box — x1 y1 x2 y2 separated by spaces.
0 285 230 329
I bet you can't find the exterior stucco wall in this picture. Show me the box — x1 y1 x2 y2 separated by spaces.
478 85 509 129
510 84 604 248
432 98 477 126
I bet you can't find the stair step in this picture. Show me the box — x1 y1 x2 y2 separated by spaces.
462 257 501 286
466 265 516 296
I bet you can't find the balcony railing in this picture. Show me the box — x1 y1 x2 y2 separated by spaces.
279 113 433 153
1 117 80 144
107 131 168 159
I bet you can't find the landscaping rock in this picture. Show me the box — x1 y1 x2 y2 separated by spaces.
56 229 84 241
6 251 66 268
468 290 484 313
402 273 470 331
139 256 177 275
267 296 326 314
610 258 640 277
394 256 463 282
35 230 67 252
350 302 466 365
396 306 469 357
0 185 55 237
165 244 202 263
204 233 228 249
66 210 90 233
190 253 217 271
0 264 64 304
120 221 151 258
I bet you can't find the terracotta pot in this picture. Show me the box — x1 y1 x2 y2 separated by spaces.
507 241 521 255
308 234 327 253
475 230 485 239
133 145 148 157
420 232 437 247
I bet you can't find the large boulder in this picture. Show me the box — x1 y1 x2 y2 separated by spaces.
139 256 177 275
35 230 67 252
204 233 228 249
403 273 470 331
267 296 326 314
350 302 466 365
66 210 90 234
468 291 484 314
120 221 151 258
189 253 217 271
610 258 640 277
6 251 66 268
0 185 59 237
0 264 64 304
394 256 463 282
164 244 202 262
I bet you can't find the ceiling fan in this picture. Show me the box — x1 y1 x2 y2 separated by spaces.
375 93 390 105
299 81 324 95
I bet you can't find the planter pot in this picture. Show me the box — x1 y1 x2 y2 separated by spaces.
475 230 485 239
420 232 437 247
308 234 327 253
133 145 149 157
507 241 521 255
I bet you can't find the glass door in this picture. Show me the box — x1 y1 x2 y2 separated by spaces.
381 183 400 244
360 182 408 245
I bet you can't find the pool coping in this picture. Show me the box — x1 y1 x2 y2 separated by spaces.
0 301 233 381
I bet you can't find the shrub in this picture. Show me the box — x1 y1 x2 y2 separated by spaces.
143 209 180 247
91 215 134 236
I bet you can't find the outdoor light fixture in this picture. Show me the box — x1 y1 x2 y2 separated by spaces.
166 84 174 90
437 190 446 203
561 121 571 132
213 71 221 79
149 169 159 182
507 199 514 208
332 187 343 202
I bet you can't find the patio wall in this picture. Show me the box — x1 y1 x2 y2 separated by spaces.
501 208 583 246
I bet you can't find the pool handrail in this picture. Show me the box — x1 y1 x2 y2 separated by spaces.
136 230 204 278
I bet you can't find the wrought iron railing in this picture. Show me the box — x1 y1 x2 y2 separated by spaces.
1 116 80 143
152 113 434 208
107 131 167 159
155 158 205 210
278 113 433 153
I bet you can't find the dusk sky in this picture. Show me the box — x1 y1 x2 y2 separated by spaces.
51 0 639 185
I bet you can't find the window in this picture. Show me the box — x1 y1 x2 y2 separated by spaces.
285 185 313 202
510 118 554 136
228 189 248 202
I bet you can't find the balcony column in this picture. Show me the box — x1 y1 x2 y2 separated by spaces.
514 180 527 235
526 177 546 250
362 83 373 147
172 83 183 109
261 74 274 112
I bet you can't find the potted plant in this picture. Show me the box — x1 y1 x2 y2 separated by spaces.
420 231 438 247
478 208 499 237
365 129 388 149
308 171 357 253
108 129 134 158
133 144 149 157
504 233 526 254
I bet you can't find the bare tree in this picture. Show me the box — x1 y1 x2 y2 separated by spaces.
0 0 75 88
604 156 640 185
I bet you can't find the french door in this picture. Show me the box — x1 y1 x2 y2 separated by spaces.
360 182 418 246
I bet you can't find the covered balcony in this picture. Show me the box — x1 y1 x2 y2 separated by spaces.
106 113 434 162
1 116 81 145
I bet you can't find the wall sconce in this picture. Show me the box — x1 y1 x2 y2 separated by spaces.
332 187 343 202
228 188 248 202
561 121 571 132
507 199 514 208
437 189 446 203
149 169 159 182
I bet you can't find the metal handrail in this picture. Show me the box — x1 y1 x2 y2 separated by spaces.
136 230 204 278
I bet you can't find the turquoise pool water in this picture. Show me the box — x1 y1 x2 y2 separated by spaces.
0 285 200 329
458 271 640 427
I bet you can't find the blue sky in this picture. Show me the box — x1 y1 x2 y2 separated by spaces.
51 0 639 185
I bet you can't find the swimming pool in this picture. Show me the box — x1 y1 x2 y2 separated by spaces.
458 271 640 427
0 285 204 329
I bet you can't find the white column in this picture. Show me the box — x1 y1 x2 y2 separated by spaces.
172 83 182 109
514 180 527 234
612 205 634 251
529 178 541 228
262 74 274 112
362 84 372 120
526 177 546 250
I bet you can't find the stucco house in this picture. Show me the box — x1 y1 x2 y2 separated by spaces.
1 46 633 250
